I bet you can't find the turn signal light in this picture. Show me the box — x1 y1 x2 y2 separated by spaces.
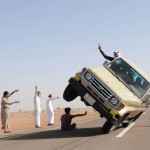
117 103 125 110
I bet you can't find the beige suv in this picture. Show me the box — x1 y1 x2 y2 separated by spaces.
63 57 150 134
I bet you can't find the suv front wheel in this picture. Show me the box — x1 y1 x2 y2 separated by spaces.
63 84 78 102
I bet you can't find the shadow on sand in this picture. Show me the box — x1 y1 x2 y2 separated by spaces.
8 127 104 140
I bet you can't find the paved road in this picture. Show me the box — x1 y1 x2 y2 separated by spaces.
0 109 150 150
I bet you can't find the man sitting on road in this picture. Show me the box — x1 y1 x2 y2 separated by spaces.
60 107 87 131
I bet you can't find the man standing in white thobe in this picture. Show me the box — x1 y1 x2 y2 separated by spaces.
46 94 59 126
34 85 42 128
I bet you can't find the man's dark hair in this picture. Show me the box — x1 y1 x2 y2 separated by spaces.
64 107 71 114
3 91 9 97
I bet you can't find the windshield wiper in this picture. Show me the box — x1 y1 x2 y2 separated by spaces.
115 74 122 82
128 85 136 96
111 71 122 83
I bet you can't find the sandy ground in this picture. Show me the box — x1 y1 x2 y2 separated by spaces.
0 108 99 134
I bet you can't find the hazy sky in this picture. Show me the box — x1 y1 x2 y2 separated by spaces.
0 0 150 111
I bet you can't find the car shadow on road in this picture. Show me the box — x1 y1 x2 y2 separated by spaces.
8 127 104 140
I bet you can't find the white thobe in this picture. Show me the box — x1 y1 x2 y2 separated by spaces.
46 98 58 124
34 96 41 126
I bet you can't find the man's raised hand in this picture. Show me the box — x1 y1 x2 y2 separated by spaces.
15 89 19 93
98 44 103 52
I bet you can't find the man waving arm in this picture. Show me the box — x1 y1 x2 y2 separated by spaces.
98 44 114 61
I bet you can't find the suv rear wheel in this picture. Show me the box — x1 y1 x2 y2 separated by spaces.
63 84 78 102
122 112 143 127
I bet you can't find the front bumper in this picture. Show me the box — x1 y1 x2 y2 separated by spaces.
69 77 117 124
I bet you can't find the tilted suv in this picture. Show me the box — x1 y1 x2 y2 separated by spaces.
63 57 150 134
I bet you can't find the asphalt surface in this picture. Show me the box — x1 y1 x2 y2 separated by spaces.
0 109 150 150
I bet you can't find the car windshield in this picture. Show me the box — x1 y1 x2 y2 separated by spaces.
105 58 150 98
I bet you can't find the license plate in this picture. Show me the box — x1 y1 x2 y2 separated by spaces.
74 75 80 81
110 110 117 117
84 93 96 106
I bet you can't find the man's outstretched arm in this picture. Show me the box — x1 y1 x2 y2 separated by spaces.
98 44 114 61
48 97 60 102
35 85 37 97
72 111 87 118
8 90 19 97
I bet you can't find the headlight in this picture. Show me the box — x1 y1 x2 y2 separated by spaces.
109 98 119 106
84 72 92 81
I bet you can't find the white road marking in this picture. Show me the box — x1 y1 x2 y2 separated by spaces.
116 122 135 138
143 112 146 115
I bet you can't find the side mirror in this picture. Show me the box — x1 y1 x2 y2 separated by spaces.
103 60 109 66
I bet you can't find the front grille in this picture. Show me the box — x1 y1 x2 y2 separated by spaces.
90 76 113 100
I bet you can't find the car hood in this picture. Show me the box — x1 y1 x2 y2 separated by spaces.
90 67 142 105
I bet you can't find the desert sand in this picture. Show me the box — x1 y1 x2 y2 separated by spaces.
0 108 99 134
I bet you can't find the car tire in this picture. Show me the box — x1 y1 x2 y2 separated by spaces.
102 115 127 134
63 84 78 102
122 112 143 128
102 120 118 134
122 121 130 127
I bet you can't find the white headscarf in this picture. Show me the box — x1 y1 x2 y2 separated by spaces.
114 51 121 58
